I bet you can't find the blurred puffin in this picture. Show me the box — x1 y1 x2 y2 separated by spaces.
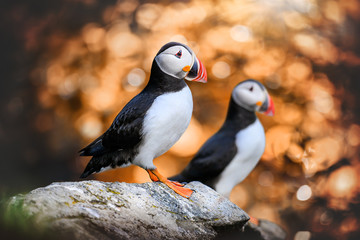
170 79 274 198
79 42 207 198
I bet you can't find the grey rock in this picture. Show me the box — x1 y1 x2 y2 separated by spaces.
5 181 250 240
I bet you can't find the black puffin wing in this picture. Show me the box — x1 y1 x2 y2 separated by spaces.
181 132 237 181
101 93 155 150
80 92 156 156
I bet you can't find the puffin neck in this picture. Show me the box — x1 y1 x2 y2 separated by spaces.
144 61 187 93
223 98 257 131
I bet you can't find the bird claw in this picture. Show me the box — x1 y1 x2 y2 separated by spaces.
169 180 185 187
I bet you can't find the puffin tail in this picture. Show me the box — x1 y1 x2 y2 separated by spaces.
79 155 101 179
79 153 117 179
79 136 106 156
79 156 96 179
80 170 91 179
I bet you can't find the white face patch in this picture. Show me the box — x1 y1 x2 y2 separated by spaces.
155 46 194 79
232 81 267 112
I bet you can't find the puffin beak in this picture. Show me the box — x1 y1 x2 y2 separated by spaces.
264 93 275 116
185 57 207 83
259 93 275 116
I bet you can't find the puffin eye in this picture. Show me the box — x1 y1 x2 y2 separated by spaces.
175 50 182 58
249 86 253 92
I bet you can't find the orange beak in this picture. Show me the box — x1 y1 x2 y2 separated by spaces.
185 57 207 83
264 94 274 116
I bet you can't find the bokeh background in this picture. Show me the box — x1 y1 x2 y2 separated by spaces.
1 0 360 239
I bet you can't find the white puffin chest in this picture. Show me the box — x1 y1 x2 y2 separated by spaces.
214 118 265 197
132 86 193 169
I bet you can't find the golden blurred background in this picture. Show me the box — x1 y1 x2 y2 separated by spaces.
1 0 360 239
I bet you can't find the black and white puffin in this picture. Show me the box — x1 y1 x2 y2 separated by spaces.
79 42 207 198
170 79 274 198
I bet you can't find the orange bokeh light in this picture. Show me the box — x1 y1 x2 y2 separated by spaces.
28 0 360 238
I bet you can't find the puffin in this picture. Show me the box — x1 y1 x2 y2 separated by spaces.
170 79 274 198
79 42 207 198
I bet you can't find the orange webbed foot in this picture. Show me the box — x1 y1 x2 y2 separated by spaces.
147 169 160 182
164 179 193 198
146 169 193 198
249 216 259 225
169 180 185 187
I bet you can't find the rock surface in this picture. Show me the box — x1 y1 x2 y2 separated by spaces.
5 181 250 240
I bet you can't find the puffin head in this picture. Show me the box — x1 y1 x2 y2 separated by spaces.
154 42 207 83
232 79 274 116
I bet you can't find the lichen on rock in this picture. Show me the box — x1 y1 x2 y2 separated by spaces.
5 181 250 240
